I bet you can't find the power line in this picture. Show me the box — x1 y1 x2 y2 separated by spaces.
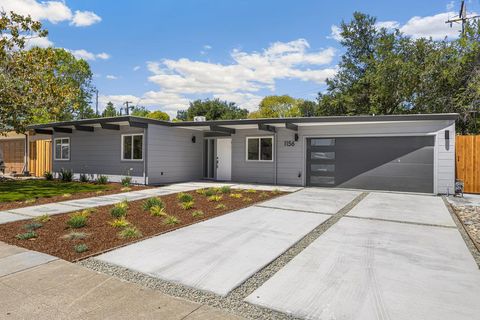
445 1 480 35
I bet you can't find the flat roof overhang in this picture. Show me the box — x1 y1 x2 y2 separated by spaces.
26 113 459 133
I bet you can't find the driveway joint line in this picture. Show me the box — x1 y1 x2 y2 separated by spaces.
79 191 369 320
345 214 458 229
254 204 333 215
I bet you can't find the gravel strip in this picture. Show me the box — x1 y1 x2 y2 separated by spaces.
79 192 368 320
442 197 480 267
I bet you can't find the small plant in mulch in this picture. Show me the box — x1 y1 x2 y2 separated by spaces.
180 201 195 210
142 197 163 211
16 231 37 240
244 189 257 194
242 197 253 202
109 218 130 228
177 192 194 203
34 214 51 223
272 188 281 195
229 193 243 199
23 222 43 231
219 186 231 194
111 201 128 218
119 226 142 239
192 210 204 218
62 231 88 240
215 204 227 210
96 175 109 184
196 189 207 195
150 204 167 217
24 198 36 204
121 187 132 192
204 188 216 197
67 212 89 229
121 176 132 187
259 192 269 198
79 173 90 183
62 193 72 198
95 190 104 195
74 243 88 253
43 171 54 181
208 195 223 202
163 215 180 226
59 169 73 182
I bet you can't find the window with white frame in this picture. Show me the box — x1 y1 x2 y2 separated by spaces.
122 134 143 160
54 138 70 161
246 137 273 161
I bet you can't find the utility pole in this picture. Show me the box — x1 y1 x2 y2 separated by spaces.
123 101 133 115
445 1 480 35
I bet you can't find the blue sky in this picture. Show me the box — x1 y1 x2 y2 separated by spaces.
2 0 479 117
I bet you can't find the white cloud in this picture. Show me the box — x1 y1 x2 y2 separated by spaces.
70 10 101 27
69 49 111 61
376 20 400 30
0 0 100 27
446 1 455 11
203 44 212 50
25 36 53 48
106 75 118 80
133 66 141 71
399 11 466 40
328 25 343 41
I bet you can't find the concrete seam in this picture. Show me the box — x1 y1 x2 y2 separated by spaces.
344 214 458 229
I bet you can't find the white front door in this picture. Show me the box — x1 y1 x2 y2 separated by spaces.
216 138 232 181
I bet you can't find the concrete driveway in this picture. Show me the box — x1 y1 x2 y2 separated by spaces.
93 188 480 319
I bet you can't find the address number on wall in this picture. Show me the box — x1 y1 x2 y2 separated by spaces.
284 141 295 147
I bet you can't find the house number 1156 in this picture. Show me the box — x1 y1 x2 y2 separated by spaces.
284 141 295 147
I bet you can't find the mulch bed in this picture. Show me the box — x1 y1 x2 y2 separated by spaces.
453 205 480 251
0 188 285 262
0 183 150 211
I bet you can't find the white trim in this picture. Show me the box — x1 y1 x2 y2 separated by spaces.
121 133 144 161
53 137 70 161
70 173 145 185
245 136 274 162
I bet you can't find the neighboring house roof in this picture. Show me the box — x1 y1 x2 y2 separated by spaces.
27 113 459 132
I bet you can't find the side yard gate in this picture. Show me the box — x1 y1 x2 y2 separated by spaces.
29 139 52 177
456 135 480 194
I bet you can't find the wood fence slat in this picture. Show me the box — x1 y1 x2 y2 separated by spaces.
456 135 480 194
28 139 52 177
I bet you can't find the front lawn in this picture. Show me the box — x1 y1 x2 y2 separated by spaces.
0 179 111 202
0 187 286 261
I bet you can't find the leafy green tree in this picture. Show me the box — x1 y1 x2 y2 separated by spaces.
102 102 118 117
298 100 318 117
130 106 169 120
147 110 169 121
176 98 248 121
130 106 149 117
249 95 301 118
0 11 96 132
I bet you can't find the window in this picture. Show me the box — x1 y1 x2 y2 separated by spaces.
122 134 143 160
54 138 70 161
246 137 273 161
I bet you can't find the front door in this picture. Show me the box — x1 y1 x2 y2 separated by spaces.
216 138 232 181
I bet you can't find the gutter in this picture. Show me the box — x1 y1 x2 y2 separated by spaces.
143 127 148 185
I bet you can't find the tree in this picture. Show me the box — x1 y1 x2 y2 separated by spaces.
298 100 318 117
248 95 301 118
176 98 248 121
102 102 118 117
130 106 170 121
130 106 149 117
0 11 96 132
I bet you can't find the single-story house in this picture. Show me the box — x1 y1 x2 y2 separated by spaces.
27 113 457 194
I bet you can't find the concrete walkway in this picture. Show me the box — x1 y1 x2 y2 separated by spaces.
0 241 242 320
0 181 302 224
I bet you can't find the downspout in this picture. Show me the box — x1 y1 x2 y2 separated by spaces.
274 131 278 185
143 127 148 185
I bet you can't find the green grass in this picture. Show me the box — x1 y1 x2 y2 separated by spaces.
0 180 111 203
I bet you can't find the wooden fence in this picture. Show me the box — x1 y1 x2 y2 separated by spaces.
456 135 480 194
0 139 24 174
29 139 52 177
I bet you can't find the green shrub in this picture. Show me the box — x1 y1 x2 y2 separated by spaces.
220 186 231 194
62 193 72 198
150 205 167 217
177 192 193 203
74 244 88 253
192 210 204 217
244 188 257 194
180 201 195 210
62 231 88 240
34 214 51 223
207 195 222 202
142 197 163 211
110 203 128 218
242 197 253 202
96 175 109 184
204 188 216 197
259 192 269 198
215 204 227 210
43 171 54 180
59 169 73 182
272 188 281 194
163 215 180 225
195 189 206 195
109 218 130 228
229 193 243 199
79 173 89 183
16 231 37 240
67 212 88 228
119 226 142 239
23 222 43 231
121 176 132 187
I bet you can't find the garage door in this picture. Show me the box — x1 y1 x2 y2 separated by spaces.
306 136 434 193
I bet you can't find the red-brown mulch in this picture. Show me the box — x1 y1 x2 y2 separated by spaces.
0 183 151 211
0 189 285 262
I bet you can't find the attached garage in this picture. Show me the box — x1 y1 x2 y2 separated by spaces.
306 136 435 193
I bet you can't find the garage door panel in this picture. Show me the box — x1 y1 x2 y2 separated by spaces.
306 136 434 193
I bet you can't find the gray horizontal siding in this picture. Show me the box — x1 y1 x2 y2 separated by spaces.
52 126 144 178
147 125 203 184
